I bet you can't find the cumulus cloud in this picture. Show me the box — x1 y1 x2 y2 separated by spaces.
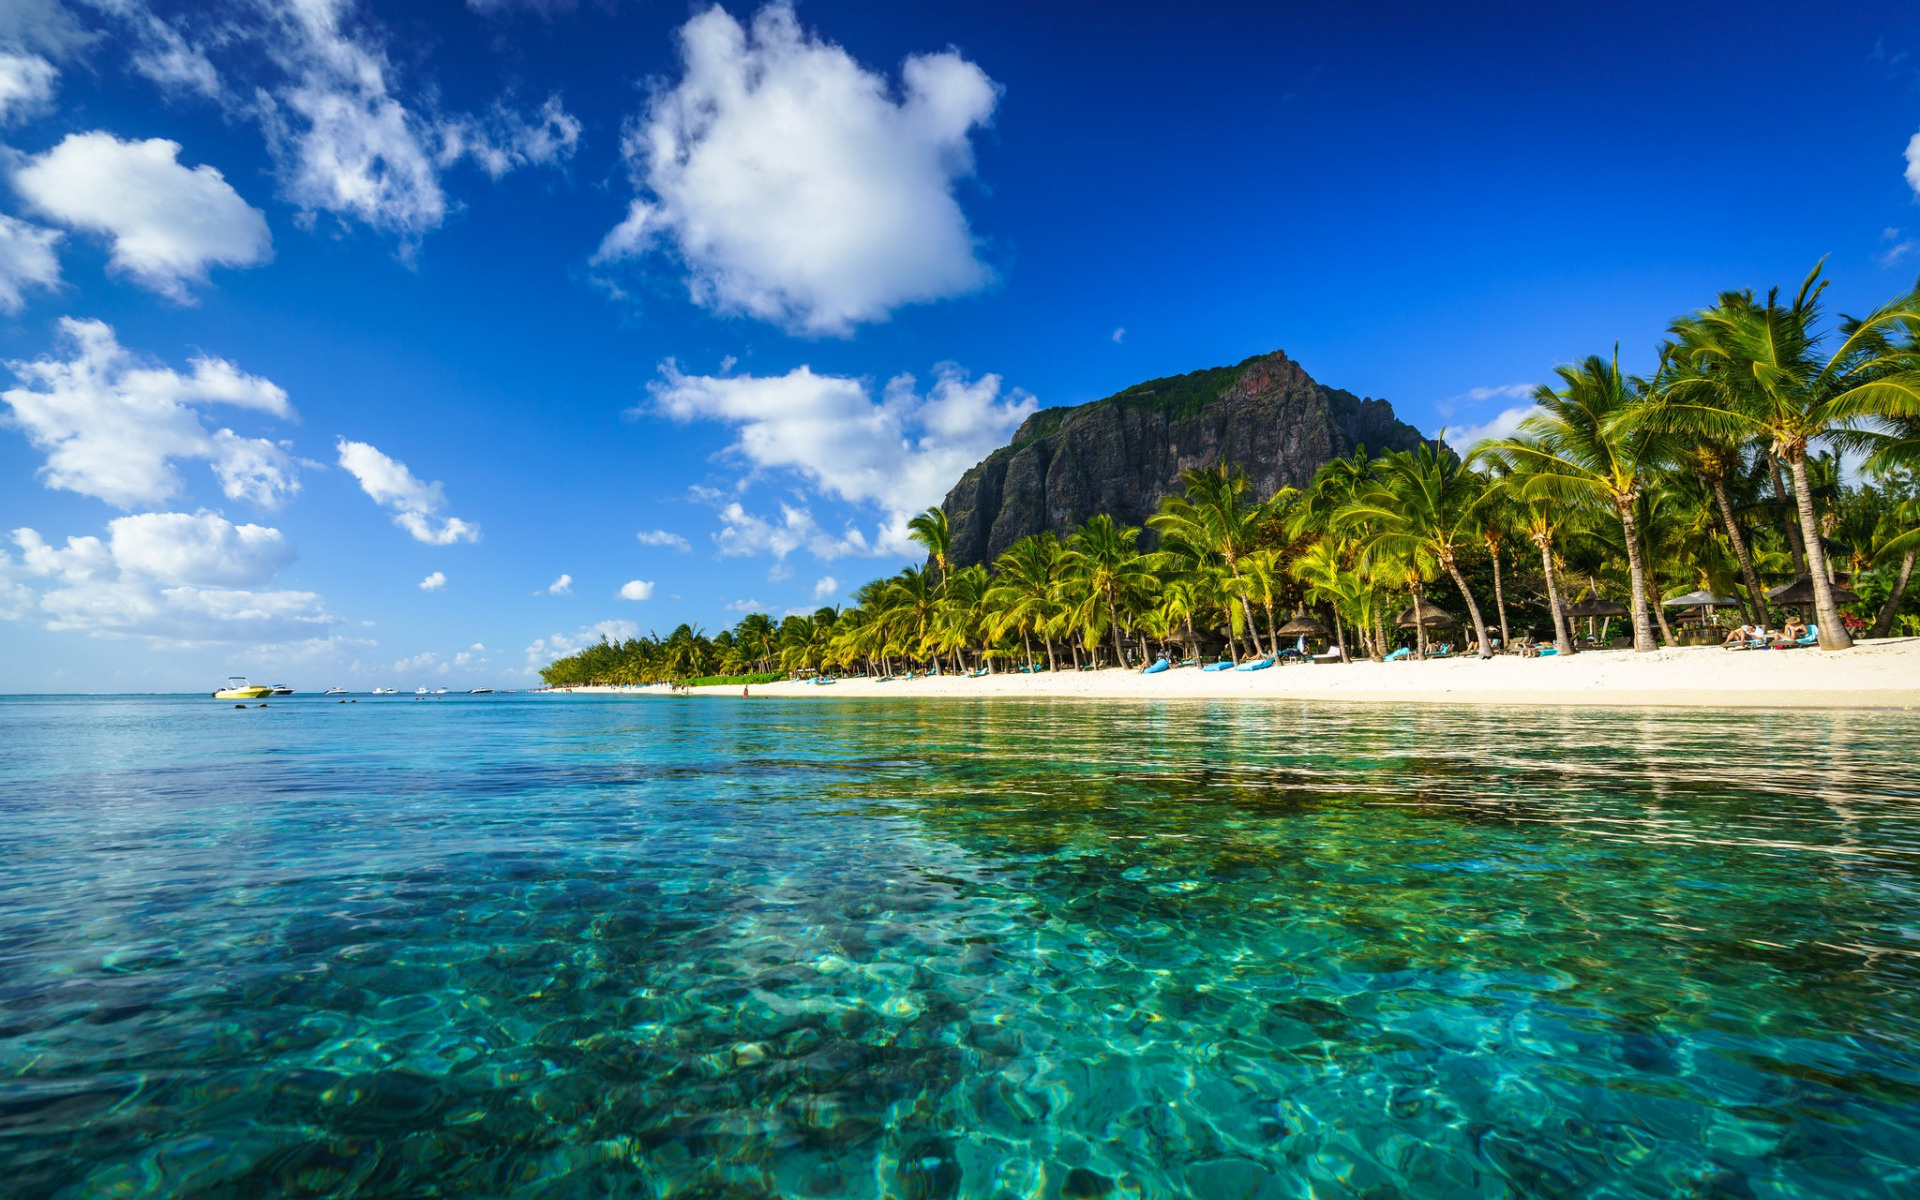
597 2 997 334
335 438 479 545
636 528 691 551
712 500 871 560
1908 130 1920 198
811 575 837 601
724 598 765 613
0 49 57 122
524 618 639 668
4 511 334 645
15 132 272 300
3 318 298 509
86 0 221 99
437 94 581 179
1442 405 1539 454
418 570 445 590
653 360 1035 553
547 573 572 595
1111 327 1125 344
0 214 61 312
618 579 654 600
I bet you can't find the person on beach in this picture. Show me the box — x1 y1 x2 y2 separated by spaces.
1773 617 1808 647
1723 624 1755 647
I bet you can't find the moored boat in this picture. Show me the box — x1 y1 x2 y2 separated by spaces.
323 687 349 695
370 687 396 695
468 687 493 694
269 684 295 695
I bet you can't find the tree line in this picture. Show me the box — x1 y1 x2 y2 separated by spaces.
541 264 1920 686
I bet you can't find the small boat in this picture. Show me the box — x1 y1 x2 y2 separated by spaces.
370 687 395 695
433 687 449 695
1141 659 1170 675
213 676 274 700
467 687 493 694
269 684 295 695
323 686 349 695
415 687 428 695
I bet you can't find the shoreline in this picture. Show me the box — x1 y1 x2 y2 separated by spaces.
551 638 1920 710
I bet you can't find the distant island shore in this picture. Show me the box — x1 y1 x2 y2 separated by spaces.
548 638 1920 711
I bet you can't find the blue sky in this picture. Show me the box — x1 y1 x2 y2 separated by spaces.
3 0 1919 691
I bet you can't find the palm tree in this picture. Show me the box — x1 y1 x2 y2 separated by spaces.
1477 353 1667 652
907 507 953 587
1337 442 1495 657
1660 264 1920 648
1149 464 1274 658
1060 514 1156 668
1289 539 1358 661
987 533 1064 670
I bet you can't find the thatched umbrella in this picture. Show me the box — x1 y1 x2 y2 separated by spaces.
1663 588 1740 610
1395 604 1457 629
1767 576 1860 606
1562 597 1628 619
1276 611 1329 637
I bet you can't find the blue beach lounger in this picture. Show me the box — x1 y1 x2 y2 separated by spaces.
1201 660 1235 672
1233 657 1275 671
1142 659 1170 675
1383 647 1412 661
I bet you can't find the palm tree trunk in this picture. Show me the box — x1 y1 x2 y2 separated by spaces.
1539 537 1574 655
1641 532 1677 648
1022 628 1034 672
1411 586 1428 660
1443 556 1492 658
1769 452 1807 578
1042 629 1058 672
1329 604 1349 663
1491 544 1510 648
1238 595 1268 658
1107 594 1127 668
1616 503 1658 653
1373 599 1387 662
1709 473 1767 626
1869 548 1916 639
1786 453 1852 649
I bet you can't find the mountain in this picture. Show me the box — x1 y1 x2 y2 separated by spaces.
939 349 1430 568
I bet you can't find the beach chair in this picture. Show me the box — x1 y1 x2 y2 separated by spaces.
1383 647 1412 662
1428 644 1453 659
1772 623 1818 649
1201 659 1235 672
1309 648 1343 663
1233 656 1275 671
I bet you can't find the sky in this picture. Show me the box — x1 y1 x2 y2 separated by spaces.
3 0 1920 692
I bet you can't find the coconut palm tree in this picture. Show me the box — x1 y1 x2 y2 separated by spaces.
1148 463 1273 658
1659 265 1920 648
1289 539 1359 661
907 507 953 587
1060 514 1156 668
1477 353 1668 651
1337 442 1495 657
987 533 1064 670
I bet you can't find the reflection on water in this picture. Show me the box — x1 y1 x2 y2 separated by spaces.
1 694 1918 1199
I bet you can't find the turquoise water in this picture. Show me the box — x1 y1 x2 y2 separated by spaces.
2 695 1919 1199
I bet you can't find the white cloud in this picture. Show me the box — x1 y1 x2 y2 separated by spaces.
652 360 1035 553
1111 327 1125 344
1442 405 1539 453
249 0 580 236
547 573 572 595
393 650 439 672
1878 227 1918 269
725 598 765 613
713 500 872 560
4 511 334 645
1907 130 1920 198
437 94 581 179
335 438 479 544
636 528 691 551
0 50 57 121
14 133 272 300
812 575 837 601
469 641 484 650
618 579 654 600
3 318 298 509
0 0 88 58
524 618 639 667
597 2 997 334
86 0 221 99
418 570 445 590
0 214 61 312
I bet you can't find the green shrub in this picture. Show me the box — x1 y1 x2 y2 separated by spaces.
682 672 785 688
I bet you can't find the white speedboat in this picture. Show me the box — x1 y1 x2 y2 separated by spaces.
370 687 395 695
432 687 449 695
323 686 349 695
269 684 295 695
415 687 428 695
468 687 493 694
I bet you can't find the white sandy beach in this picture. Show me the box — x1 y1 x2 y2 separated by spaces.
557 637 1920 709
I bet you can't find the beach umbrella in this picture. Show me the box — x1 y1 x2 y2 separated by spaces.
1395 604 1457 628
1662 588 1740 608
1562 597 1629 619
1766 576 1860 606
1276 611 1329 637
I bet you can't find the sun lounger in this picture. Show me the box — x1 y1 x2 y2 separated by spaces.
1201 660 1235 672
1309 650 1343 663
1383 647 1411 662
1141 659 1170 675
1233 657 1275 671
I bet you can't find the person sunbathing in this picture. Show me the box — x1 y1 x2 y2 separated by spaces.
1722 624 1755 647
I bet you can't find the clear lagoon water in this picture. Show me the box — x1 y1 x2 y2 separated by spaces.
2 693 1919 1199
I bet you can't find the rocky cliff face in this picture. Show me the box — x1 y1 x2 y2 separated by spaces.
941 349 1429 568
